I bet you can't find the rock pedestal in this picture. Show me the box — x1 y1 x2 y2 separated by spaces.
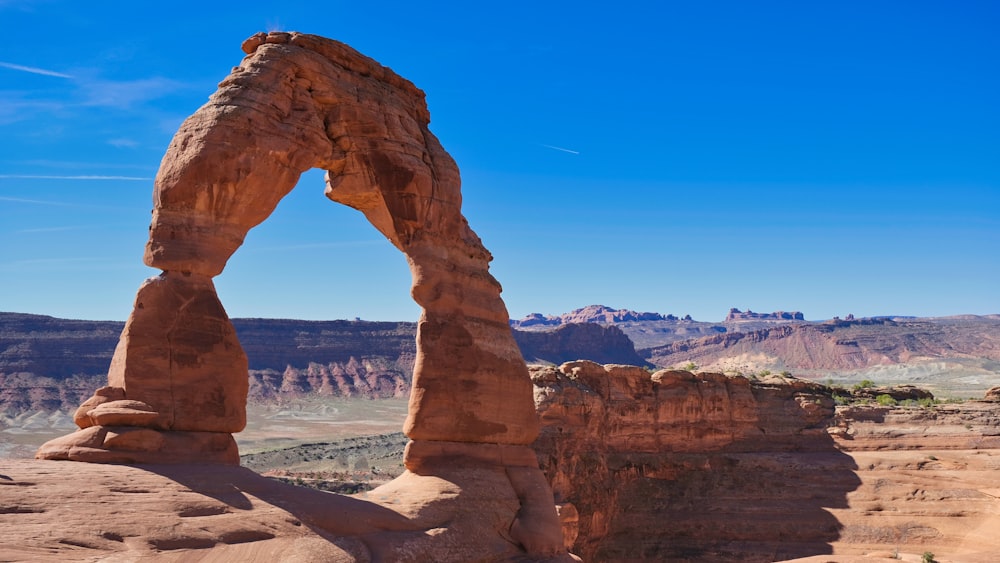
36 31 566 559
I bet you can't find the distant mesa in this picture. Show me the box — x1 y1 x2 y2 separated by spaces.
725 308 805 322
512 304 811 329
511 305 684 329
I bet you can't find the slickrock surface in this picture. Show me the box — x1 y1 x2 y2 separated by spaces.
818 401 1000 562
0 459 570 562
5 366 1000 560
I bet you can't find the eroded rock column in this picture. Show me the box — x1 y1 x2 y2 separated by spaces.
35 273 246 463
37 31 567 559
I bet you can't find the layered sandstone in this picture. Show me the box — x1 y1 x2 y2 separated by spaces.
39 29 539 455
531 361 849 561
32 31 567 560
810 400 1000 562
725 308 805 321
7 364 1000 560
644 315 1000 376
512 305 676 329
0 458 562 562
531 362 1000 562
513 323 647 366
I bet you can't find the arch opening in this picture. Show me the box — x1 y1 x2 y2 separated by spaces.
38 31 539 464
35 32 570 559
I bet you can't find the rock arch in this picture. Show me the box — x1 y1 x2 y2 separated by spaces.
38 32 566 559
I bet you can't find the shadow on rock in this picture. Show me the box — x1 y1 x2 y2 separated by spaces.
532 362 863 562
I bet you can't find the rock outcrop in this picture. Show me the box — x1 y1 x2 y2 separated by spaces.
1 313 654 418
512 305 675 329
6 370 1000 561
531 361 859 561
513 323 648 366
725 308 805 321
34 31 569 560
530 363 1000 562
643 315 1000 375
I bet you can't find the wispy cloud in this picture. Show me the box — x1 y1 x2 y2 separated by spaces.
107 138 139 148
78 76 183 109
541 144 581 155
248 241 384 252
0 94 66 125
0 196 83 207
0 174 151 181
10 159 155 171
0 256 134 273
0 61 73 79
15 225 91 234
0 64 187 126
0 196 136 211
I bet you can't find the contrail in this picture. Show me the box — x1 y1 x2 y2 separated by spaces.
541 144 580 155
0 175 151 181
0 61 73 79
0 196 82 207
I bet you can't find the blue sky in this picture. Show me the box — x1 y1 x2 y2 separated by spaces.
1 1 997 322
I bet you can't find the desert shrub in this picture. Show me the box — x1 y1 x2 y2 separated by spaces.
757 370 772 377
832 393 851 406
682 361 698 371
853 379 876 391
922 552 936 563
780 370 791 377
875 394 898 406
918 397 935 408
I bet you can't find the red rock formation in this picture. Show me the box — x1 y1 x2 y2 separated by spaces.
644 316 1000 373
35 31 567 560
513 322 648 366
512 305 674 329
725 308 805 321
532 361 856 561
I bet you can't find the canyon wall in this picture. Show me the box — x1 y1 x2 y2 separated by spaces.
643 316 1000 372
1 313 645 414
531 361 854 561
531 362 1000 562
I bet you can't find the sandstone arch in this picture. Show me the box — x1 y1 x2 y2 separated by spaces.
37 32 566 559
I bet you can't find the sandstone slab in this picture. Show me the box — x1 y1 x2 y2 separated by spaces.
0 458 577 562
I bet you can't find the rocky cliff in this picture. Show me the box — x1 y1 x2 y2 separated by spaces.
531 361 852 561
531 362 1000 562
513 323 647 367
725 308 805 321
4 362 1000 561
512 305 679 329
233 318 417 401
643 315 1000 375
1 313 646 416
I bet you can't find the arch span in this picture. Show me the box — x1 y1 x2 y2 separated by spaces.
39 31 538 462
37 32 567 560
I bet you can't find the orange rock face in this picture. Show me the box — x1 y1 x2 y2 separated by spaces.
531 363 1000 562
144 30 536 446
532 362 853 561
40 29 537 458
34 31 564 559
